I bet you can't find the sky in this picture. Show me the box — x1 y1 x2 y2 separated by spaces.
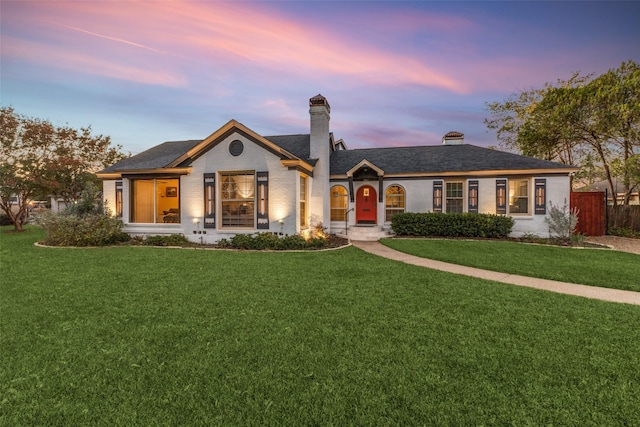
2 1 639 155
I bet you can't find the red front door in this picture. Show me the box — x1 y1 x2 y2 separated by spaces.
356 185 377 224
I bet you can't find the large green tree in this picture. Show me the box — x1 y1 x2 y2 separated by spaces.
485 60 640 205
0 107 127 231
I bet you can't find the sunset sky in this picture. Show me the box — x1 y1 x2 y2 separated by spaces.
2 1 639 155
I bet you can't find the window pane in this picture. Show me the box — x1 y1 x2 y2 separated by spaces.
132 179 154 223
385 185 405 221
446 182 463 213
331 186 347 221
115 181 123 218
509 179 529 214
300 175 308 227
221 172 255 228
158 179 180 223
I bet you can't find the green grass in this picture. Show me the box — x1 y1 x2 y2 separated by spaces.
2 227 640 425
382 238 640 292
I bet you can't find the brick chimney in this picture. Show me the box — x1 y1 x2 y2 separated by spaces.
308 94 331 227
442 131 464 145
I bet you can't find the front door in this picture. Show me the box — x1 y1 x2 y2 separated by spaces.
356 185 377 224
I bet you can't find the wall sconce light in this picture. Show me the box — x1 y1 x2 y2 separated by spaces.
278 219 284 236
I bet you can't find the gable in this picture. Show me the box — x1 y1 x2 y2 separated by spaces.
168 120 307 168
98 120 315 178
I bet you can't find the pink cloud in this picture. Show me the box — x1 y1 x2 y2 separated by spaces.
2 36 186 87
3 1 469 92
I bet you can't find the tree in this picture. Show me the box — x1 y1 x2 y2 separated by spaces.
485 60 640 205
0 107 127 231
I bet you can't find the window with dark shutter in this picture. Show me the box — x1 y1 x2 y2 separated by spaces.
534 178 546 215
496 179 507 214
433 181 443 213
204 174 215 228
257 171 269 229
468 180 479 213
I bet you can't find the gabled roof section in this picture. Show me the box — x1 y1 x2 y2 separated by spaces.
346 159 384 177
263 134 317 166
98 120 317 178
98 139 201 176
331 144 579 176
168 120 305 167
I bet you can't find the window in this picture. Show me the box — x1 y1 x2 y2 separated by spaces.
221 172 255 228
330 185 348 221
300 174 308 227
509 179 529 214
131 178 180 223
115 181 123 218
385 185 405 221
446 182 463 213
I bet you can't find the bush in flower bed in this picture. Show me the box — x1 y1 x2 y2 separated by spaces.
391 212 514 238
139 234 192 247
36 210 129 247
228 232 336 250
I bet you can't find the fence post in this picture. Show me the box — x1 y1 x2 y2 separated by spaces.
605 189 608 235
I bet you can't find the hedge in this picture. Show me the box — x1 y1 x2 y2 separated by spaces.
391 212 514 238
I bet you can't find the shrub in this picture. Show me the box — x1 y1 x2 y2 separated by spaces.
143 234 191 247
608 227 640 238
391 212 514 238
64 182 105 217
228 232 329 250
253 232 281 249
36 210 129 247
275 234 307 250
216 238 231 248
0 213 13 226
230 233 259 250
545 200 578 241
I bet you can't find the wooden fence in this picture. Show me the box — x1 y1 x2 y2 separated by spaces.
570 192 606 236
607 205 640 232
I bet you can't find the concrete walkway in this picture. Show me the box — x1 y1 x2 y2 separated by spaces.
352 240 640 306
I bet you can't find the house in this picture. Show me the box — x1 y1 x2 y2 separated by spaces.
583 178 639 205
97 95 579 241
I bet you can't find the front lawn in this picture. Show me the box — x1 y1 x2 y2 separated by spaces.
2 227 639 425
382 238 640 292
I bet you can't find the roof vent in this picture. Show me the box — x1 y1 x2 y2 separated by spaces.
442 131 464 145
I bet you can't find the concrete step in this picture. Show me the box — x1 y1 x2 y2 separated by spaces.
337 225 394 241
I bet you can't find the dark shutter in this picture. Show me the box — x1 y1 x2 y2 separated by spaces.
204 173 215 228
115 181 123 218
257 171 269 229
433 181 443 213
348 176 355 202
496 179 507 214
534 178 546 215
378 176 384 203
468 180 479 213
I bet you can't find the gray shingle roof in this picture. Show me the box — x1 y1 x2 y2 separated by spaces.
100 132 574 176
100 139 201 172
100 134 315 173
330 144 576 175
264 134 312 163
